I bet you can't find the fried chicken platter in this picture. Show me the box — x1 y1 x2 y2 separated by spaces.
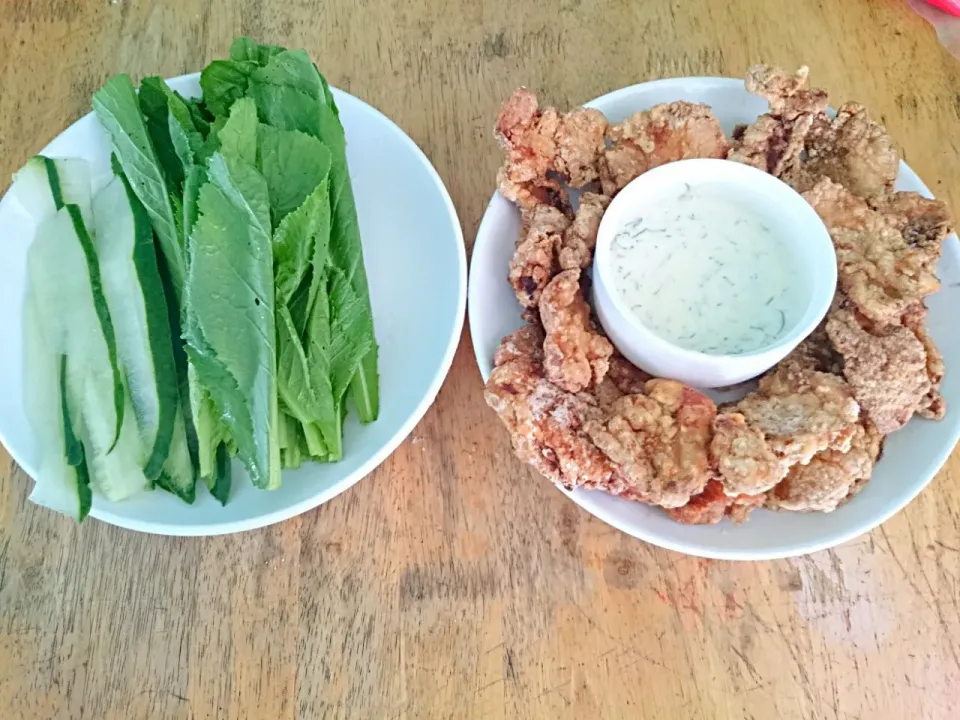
477 65 958 540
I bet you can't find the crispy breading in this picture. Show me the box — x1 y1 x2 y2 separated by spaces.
599 102 730 196
767 421 883 512
870 191 953 254
735 362 860 469
539 269 614 393
507 204 571 309
782 320 844 375
826 307 931 433
744 65 828 118
805 102 899 198
803 179 942 325
664 478 765 525
585 380 716 508
559 192 611 270
493 323 545 367
495 88 608 210
727 112 814 177
902 304 946 420
593 353 653 409
485 351 623 492
711 412 783 496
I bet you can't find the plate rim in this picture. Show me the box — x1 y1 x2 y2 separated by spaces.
468 74 960 560
1 71 468 536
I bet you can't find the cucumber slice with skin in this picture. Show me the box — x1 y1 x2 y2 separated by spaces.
27 204 147 502
11 156 94 228
93 175 178 479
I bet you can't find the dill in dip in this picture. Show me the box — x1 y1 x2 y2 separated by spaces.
608 184 802 356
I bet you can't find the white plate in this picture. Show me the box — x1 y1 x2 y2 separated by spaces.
0 73 467 536
469 77 960 560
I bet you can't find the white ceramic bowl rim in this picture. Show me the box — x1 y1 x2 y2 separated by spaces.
593 158 837 363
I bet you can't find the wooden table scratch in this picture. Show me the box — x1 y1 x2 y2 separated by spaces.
2 0 960 718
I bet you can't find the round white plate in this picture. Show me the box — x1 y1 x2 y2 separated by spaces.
0 73 467 536
469 77 960 560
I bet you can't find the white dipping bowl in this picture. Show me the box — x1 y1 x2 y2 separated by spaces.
593 158 837 388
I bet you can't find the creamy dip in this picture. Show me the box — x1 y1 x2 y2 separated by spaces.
608 185 802 355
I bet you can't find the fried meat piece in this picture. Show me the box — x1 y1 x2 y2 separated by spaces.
593 353 652 409
485 352 623 492
734 362 860 469
559 192 611 270
730 66 828 180
782 320 843 375
826 308 931 433
599 102 730 196
540 269 614 393
727 112 814 177
585 380 716 508
493 323 545 367
495 88 608 209
508 204 571 309
711 412 782 496
803 179 942 325
664 479 765 525
805 102 899 199
767 421 883 512
870 191 953 253
664 479 728 524
744 65 829 118
902 304 946 420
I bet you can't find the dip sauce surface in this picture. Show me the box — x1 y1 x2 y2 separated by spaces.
609 185 801 355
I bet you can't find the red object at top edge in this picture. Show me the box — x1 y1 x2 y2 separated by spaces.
925 0 960 17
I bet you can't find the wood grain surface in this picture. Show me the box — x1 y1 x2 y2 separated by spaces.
2 1 960 718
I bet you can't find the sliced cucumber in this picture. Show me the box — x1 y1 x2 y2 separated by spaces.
22 293 92 520
27 204 147 502
11 156 94 228
93 175 178 479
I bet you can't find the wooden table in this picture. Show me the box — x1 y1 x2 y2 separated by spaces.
2 1 960 717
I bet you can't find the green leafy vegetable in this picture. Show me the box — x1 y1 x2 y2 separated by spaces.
184 143 280 489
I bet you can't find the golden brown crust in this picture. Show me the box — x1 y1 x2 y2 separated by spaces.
805 102 899 199
599 102 730 196
539 269 614 393
585 380 717 508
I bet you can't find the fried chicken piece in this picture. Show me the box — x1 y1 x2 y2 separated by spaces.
783 320 843 375
508 204 571 309
664 478 765 525
730 66 829 178
802 177 877 230
711 412 783 496
902 304 946 420
485 352 623 492
664 479 728 524
558 192 611 270
540 269 614 393
803 179 942 325
832 224 940 325
593 353 652 409
805 102 899 199
493 323 545 367
585 379 716 508
826 307 931 433
744 65 829 118
727 112 814 177
495 88 608 209
870 191 953 253
734 362 860 469
599 102 730 196
767 420 883 512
